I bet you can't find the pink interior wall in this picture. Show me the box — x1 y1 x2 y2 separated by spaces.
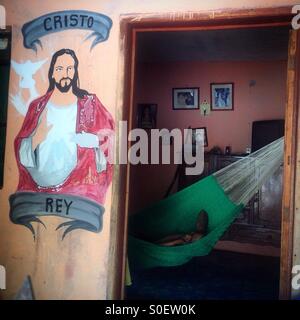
137 60 286 152
129 60 287 214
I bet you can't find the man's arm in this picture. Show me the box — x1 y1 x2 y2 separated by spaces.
92 95 115 173
19 137 36 168
19 109 52 168
71 94 115 173
31 110 52 151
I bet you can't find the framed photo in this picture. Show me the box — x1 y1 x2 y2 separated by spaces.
210 83 234 111
172 88 199 110
137 103 158 129
192 127 208 147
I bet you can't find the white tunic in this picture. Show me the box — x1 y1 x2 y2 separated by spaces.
20 101 78 187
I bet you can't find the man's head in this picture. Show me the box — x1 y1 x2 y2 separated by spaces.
52 53 75 92
48 49 88 98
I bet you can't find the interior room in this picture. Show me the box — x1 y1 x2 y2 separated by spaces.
126 25 289 300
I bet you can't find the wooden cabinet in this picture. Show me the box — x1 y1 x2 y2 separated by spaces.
178 153 282 247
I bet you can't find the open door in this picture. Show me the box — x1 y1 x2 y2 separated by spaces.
115 7 298 300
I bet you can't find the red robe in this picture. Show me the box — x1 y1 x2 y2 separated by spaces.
14 90 115 205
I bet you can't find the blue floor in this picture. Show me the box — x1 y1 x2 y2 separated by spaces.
126 250 280 300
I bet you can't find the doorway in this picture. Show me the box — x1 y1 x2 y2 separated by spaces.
113 7 299 300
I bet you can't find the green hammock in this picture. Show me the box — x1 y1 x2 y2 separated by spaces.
128 137 284 269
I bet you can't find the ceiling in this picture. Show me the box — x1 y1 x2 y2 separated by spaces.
136 26 290 63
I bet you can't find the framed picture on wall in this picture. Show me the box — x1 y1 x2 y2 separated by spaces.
210 83 234 111
172 87 199 110
192 127 208 147
137 103 158 129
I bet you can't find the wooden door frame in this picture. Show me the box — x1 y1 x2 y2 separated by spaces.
109 5 297 300
280 29 300 300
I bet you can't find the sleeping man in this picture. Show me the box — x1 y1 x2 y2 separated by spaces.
155 210 209 246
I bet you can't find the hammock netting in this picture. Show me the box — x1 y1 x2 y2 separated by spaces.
128 137 284 269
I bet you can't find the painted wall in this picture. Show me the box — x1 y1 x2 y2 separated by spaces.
0 0 298 300
0 0 119 300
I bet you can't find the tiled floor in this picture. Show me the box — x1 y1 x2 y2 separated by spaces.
126 250 280 300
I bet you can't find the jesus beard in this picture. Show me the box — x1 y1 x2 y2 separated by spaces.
55 77 74 93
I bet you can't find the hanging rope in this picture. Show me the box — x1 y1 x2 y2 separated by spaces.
214 137 284 205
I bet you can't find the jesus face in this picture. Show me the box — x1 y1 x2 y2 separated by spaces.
52 53 76 93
